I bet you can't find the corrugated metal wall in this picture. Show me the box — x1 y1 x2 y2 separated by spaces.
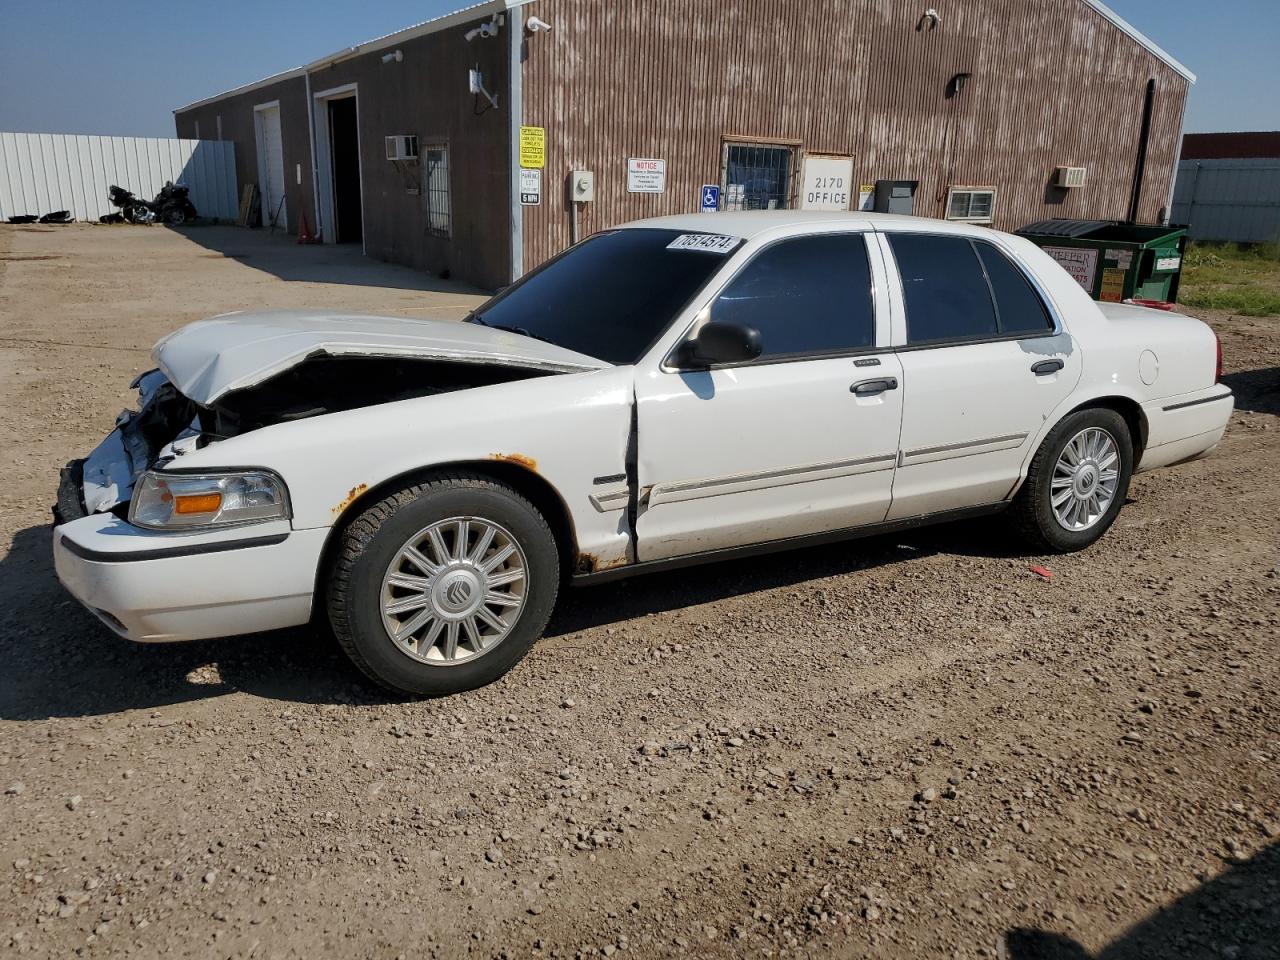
1172 159 1280 243
0 133 239 222
520 0 1189 272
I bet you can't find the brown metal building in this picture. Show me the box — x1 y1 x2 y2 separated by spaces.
174 0 1194 290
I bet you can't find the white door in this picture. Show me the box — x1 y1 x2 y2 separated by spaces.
878 231 1082 519
255 105 287 230
634 233 903 562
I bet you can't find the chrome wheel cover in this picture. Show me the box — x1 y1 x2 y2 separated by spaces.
380 517 527 666
1051 427 1121 532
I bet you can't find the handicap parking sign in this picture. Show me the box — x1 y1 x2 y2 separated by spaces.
700 184 721 213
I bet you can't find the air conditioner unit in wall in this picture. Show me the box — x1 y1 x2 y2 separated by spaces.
385 135 419 161
1055 165 1087 188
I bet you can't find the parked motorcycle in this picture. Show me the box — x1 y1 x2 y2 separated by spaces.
153 182 198 225
108 185 154 224
106 182 198 225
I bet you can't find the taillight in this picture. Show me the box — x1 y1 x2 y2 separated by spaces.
1215 335 1223 384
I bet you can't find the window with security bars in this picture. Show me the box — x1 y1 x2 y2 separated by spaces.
721 142 795 211
946 187 996 223
422 144 451 238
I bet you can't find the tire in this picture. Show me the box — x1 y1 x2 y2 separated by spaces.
1010 407 1133 553
326 474 560 696
165 207 188 225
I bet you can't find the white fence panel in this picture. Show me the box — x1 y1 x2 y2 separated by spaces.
0 132 238 222
1172 158 1280 244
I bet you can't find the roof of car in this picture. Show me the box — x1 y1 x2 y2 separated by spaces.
623 211 1002 241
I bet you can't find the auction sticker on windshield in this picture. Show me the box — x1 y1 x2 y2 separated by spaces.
666 234 742 254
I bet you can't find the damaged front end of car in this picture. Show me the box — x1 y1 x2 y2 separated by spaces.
53 311 612 526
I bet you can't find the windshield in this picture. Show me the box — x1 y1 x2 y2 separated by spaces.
469 229 738 364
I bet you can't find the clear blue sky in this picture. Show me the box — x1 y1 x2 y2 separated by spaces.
0 0 1276 137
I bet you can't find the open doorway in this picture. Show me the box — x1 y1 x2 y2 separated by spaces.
327 98 362 244
313 84 364 248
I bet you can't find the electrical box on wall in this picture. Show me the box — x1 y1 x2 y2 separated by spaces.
385 135 419 161
1055 166 1087 188
570 170 595 203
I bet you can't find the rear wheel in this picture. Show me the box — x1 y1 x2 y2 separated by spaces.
327 475 560 696
1011 408 1133 553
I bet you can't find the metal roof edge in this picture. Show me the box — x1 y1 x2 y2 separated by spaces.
173 0 533 114
1079 0 1196 84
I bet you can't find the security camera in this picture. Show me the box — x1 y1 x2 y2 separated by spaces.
526 16 553 33
465 16 502 41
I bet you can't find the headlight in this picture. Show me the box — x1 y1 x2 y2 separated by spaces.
129 471 290 530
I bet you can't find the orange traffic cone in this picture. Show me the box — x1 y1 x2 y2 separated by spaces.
297 212 318 244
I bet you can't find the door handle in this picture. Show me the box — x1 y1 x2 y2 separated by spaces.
1031 359 1065 376
851 377 899 396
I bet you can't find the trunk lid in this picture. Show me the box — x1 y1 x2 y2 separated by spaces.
154 309 611 405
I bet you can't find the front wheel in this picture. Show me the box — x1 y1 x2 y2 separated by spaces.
1010 408 1133 553
326 475 560 696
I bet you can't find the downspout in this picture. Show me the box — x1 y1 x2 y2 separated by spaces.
508 4 525 283
1127 78 1156 223
305 69 322 240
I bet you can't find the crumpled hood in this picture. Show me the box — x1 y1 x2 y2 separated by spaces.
153 309 610 405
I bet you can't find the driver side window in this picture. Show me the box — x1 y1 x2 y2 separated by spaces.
711 234 875 361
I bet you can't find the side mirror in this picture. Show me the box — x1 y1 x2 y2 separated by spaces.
677 321 763 368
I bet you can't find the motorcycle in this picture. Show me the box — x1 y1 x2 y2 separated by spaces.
106 182 198 225
153 182 198 225
108 185 154 224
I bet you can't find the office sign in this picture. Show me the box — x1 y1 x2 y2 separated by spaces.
800 155 854 211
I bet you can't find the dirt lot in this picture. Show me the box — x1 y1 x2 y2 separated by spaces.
1 223 1278 960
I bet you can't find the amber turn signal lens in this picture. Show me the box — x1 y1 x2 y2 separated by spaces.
173 493 223 515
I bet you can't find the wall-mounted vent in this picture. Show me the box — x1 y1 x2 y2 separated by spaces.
385 135 419 161
1055 166 1087 188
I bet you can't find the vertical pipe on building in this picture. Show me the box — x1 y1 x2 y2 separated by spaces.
508 5 525 283
305 70 321 239
1127 78 1156 223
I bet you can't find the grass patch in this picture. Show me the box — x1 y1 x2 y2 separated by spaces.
1180 242 1280 316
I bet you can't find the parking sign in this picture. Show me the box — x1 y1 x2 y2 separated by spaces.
700 184 721 213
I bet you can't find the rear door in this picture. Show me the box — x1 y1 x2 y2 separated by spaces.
633 231 903 562
877 230 1081 519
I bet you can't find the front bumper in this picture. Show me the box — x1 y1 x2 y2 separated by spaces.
53 513 327 642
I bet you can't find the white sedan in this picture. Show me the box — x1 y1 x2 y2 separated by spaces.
52 212 1233 695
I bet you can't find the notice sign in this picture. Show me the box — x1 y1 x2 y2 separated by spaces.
1100 268 1126 302
700 184 721 213
857 184 875 212
800 155 854 211
519 168 542 206
1042 245 1099 291
519 126 545 169
627 158 666 194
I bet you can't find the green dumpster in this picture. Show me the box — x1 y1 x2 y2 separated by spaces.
1015 219 1188 305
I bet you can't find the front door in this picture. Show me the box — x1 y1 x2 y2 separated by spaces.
878 231 1082 519
634 232 903 562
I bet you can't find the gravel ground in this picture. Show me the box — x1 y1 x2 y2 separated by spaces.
1 223 1277 960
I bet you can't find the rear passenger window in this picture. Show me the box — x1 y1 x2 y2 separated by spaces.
975 242 1054 336
711 234 874 359
888 234 997 345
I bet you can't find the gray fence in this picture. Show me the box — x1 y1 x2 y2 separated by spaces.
0 132 239 223
1171 157 1280 244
